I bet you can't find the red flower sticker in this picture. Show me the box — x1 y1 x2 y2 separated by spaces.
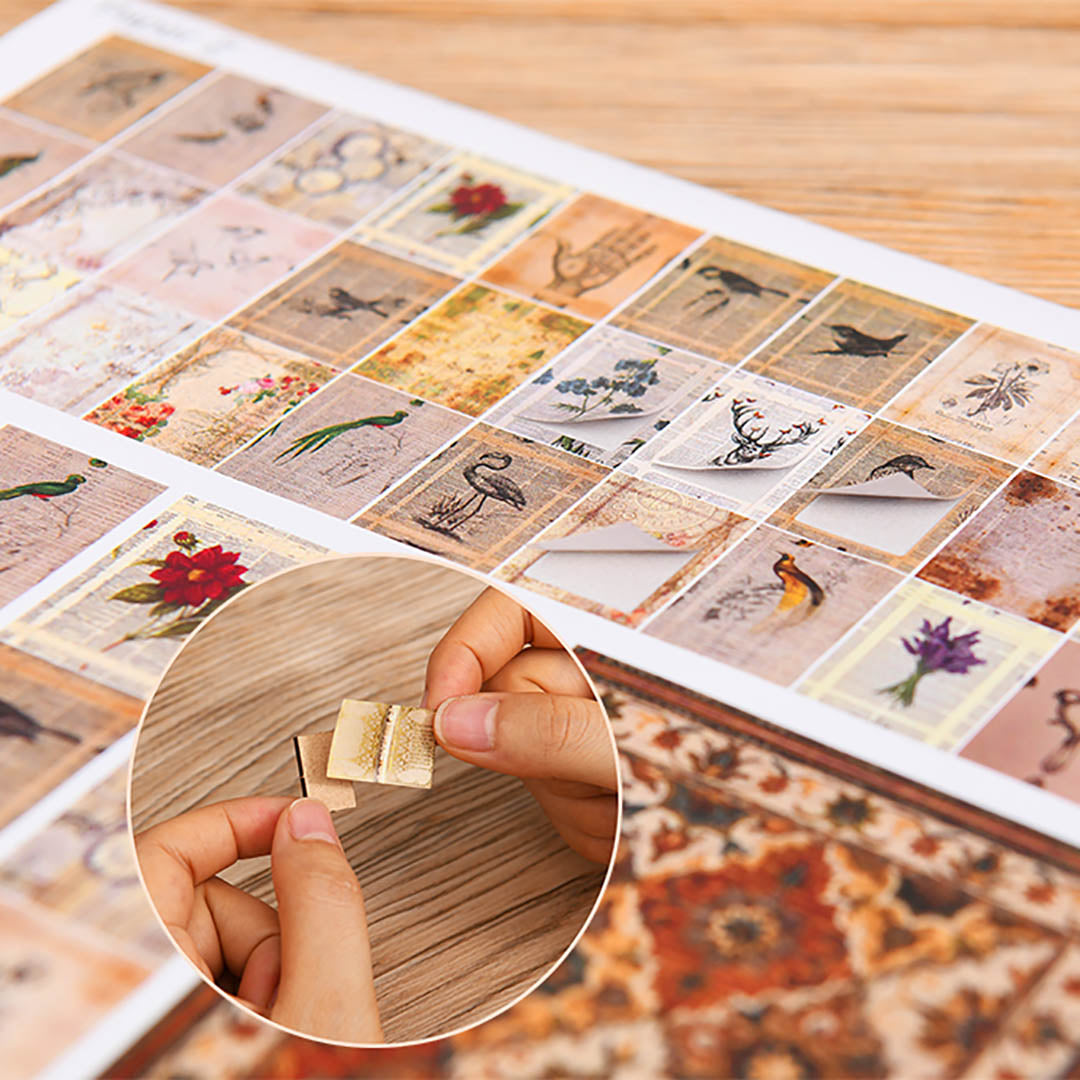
427 174 523 236
449 182 507 218
150 545 248 608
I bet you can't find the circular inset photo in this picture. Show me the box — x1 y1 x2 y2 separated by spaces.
128 553 618 1045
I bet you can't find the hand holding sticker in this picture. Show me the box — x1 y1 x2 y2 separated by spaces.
135 796 383 1043
423 587 618 865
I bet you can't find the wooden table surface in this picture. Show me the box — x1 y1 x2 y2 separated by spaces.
2 0 1074 307
130 556 607 1044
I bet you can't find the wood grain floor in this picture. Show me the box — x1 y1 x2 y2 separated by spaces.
130 556 606 1044
1 0 1072 306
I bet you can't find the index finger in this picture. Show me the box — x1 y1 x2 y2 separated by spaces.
424 587 565 708
136 796 292 928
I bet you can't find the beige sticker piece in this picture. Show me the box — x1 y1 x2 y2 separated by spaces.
327 700 435 789
293 731 356 811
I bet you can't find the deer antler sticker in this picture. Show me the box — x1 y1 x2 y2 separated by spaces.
713 398 822 467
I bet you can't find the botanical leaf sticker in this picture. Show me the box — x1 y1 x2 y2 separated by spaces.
110 583 166 604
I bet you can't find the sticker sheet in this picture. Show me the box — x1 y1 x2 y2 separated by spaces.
1 0 1079 1074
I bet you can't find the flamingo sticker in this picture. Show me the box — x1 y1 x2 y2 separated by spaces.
416 451 527 538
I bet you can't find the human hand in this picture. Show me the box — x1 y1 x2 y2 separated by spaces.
136 796 383 1043
423 587 617 864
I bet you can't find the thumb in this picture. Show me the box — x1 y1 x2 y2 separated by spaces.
269 798 383 1043
434 692 616 790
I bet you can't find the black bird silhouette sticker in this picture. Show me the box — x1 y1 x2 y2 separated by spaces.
686 265 790 317
299 286 405 320
867 454 935 481
815 324 907 358
0 699 80 744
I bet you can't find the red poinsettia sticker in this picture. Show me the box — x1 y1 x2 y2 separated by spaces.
150 546 248 607
106 529 250 649
427 174 523 236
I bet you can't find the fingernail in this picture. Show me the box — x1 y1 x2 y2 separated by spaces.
436 696 497 751
287 798 339 845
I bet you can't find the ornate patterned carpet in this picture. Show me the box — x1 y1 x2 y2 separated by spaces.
110 650 1080 1079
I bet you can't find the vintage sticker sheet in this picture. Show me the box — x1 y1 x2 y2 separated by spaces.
0 0 1079 1073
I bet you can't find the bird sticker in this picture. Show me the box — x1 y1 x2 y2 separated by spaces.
815 324 908 359
0 473 86 501
811 453 951 500
751 552 825 633
0 152 40 180
0 698 80 744
80 69 166 110
867 454 935 481
686 265 790 318
274 410 409 462
418 452 527 538
296 286 407 321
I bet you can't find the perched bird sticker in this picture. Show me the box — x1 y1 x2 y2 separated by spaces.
0 473 86 501
867 454 935 481
815 324 908 358
296 286 407 321
685 265 790 317
752 552 825 633
0 698 80 744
